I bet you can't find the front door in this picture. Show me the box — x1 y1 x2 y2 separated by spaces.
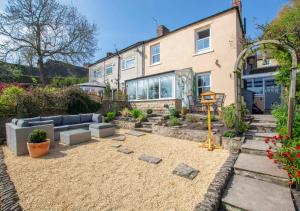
264 78 281 112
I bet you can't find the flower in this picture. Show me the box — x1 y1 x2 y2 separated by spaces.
297 170 300 177
295 145 300 150
297 153 300 159
264 138 270 143
285 135 290 140
277 134 283 140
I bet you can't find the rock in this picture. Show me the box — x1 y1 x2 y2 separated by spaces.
117 148 133 154
111 144 121 148
112 136 126 141
172 163 199 180
126 130 146 137
138 154 162 164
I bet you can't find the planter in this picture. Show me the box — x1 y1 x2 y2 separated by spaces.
27 139 50 158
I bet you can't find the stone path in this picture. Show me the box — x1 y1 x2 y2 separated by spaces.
126 130 146 137
112 135 126 141
172 163 199 180
221 115 295 210
138 154 162 164
117 148 134 154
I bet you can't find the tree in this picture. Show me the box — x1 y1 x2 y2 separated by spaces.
0 0 97 84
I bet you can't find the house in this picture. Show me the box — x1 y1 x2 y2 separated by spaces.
88 1 245 112
242 50 281 114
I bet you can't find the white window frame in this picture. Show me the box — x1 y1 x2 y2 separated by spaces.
126 73 175 102
195 28 211 53
121 57 135 70
150 44 160 65
105 65 113 75
197 72 211 96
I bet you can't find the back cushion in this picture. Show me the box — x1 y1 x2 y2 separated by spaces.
28 120 54 126
41 116 62 126
24 117 41 122
62 115 80 125
80 113 93 123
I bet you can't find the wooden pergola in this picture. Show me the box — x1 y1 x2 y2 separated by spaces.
234 40 298 137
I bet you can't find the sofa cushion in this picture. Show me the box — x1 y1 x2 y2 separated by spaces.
68 123 91 130
17 120 29 127
80 113 93 123
89 123 114 129
11 118 18 125
24 117 41 122
54 125 69 132
92 114 102 123
28 120 54 126
62 115 80 125
41 116 62 126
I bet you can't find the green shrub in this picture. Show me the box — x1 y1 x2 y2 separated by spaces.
204 114 218 123
104 83 112 97
105 111 116 122
222 104 236 129
169 107 179 117
51 76 88 87
272 105 300 138
64 87 100 114
0 86 24 106
223 130 237 138
27 129 47 143
237 121 250 134
187 115 198 123
170 116 181 126
146 109 153 115
137 113 147 122
131 109 142 119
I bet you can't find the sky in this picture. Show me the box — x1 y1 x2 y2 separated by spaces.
0 0 289 64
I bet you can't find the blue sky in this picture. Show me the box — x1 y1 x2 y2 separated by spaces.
0 0 289 64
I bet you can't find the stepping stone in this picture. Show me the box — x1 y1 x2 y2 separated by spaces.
138 154 162 164
234 153 288 186
222 175 294 211
245 131 278 138
111 144 121 148
117 148 133 154
112 136 126 141
241 139 280 156
172 163 199 180
126 130 146 137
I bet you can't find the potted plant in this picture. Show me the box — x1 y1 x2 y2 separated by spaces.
27 129 50 158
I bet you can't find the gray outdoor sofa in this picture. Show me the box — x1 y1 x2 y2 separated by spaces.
5 113 104 156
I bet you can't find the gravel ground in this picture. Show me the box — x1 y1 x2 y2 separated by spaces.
3 129 229 211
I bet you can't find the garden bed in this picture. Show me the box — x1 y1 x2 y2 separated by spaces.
2 129 229 210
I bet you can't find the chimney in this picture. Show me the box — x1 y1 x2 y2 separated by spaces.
106 52 114 57
232 0 242 16
156 25 170 37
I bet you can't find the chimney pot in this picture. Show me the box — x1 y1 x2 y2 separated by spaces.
232 0 242 15
106 52 114 57
156 25 170 37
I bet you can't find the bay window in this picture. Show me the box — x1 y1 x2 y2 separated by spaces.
126 73 175 101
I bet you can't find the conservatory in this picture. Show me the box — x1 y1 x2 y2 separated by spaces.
126 69 194 113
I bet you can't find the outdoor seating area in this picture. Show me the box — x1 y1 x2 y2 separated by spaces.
2 129 229 210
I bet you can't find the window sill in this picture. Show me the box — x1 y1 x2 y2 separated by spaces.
148 62 161 67
121 66 135 71
129 98 176 102
193 49 214 56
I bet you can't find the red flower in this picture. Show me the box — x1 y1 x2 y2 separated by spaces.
290 157 294 161
297 153 300 159
297 170 300 177
264 138 270 143
285 135 290 140
277 134 283 140
273 160 278 164
295 146 300 150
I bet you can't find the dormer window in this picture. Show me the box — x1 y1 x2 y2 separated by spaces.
196 28 211 53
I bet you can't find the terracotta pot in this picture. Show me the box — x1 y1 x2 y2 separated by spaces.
27 139 50 158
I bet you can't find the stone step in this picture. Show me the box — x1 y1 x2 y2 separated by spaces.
141 122 153 128
221 175 295 211
241 139 280 156
234 153 289 187
147 117 162 123
250 122 277 133
251 114 276 123
134 128 152 133
245 131 278 139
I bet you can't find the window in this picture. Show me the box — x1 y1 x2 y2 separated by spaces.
148 77 159 99
105 65 113 75
126 73 175 101
137 79 147 100
244 78 263 95
160 75 173 98
197 73 211 95
93 70 102 78
196 28 210 52
121 57 135 70
151 44 160 64
262 59 271 66
127 81 137 100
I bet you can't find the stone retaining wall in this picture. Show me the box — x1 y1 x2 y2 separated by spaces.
0 146 22 210
152 125 207 142
129 99 182 115
194 154 239 211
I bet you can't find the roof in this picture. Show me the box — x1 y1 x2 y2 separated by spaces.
78 81 106 88
90 6 244 67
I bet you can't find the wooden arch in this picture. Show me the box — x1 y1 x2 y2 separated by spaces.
234 40 298 137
